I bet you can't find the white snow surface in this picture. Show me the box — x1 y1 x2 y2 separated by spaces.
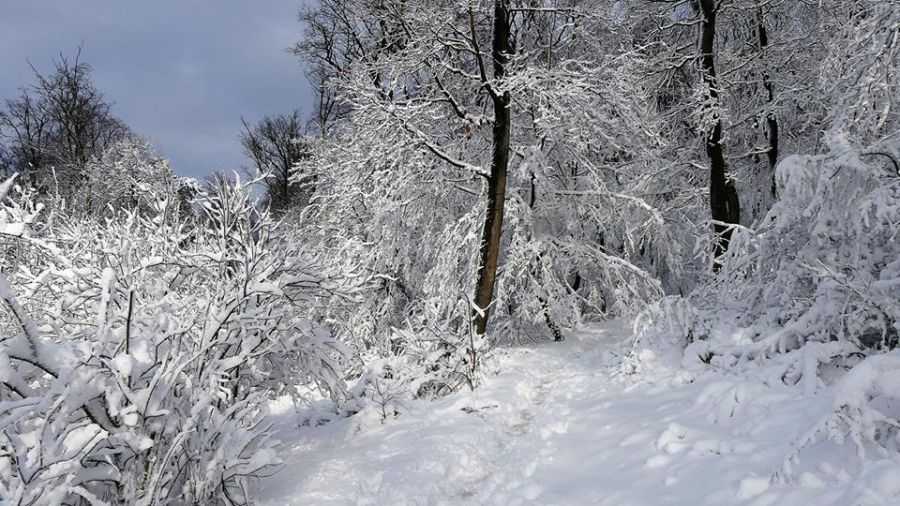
256 322 900 505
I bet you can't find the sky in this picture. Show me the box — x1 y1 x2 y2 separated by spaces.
0 0 313 178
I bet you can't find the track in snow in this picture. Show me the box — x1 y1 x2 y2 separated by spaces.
255 322 897 506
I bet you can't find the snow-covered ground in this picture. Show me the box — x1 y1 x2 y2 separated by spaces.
255 323 900 505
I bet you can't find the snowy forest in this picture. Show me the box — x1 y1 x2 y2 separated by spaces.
1 0 899 504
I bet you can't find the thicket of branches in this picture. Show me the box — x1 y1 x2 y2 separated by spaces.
0 168 368 503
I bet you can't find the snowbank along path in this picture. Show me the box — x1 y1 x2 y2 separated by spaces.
257 322 900 505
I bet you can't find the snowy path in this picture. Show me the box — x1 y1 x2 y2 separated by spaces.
256 323 898 505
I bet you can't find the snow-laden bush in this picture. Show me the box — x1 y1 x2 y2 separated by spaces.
630 134 900 472
711 134 900 360
0 174 358 504
382 297 491 397
305 271 492 422
34 139 197 220
78 139 194 218
342 319 490 424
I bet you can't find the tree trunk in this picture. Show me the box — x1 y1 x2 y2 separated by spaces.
697 0 740 265
473 0 512 335
758 9 779 200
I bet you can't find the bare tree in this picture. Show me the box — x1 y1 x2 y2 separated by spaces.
0 144 12 179
0 50 131 196
240 111 311 213
292 1 373 132
0 91 53 187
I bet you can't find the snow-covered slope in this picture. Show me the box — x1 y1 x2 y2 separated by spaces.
256 323 900 505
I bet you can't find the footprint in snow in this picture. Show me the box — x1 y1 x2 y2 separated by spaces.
646 454 671 468
656 423 690 454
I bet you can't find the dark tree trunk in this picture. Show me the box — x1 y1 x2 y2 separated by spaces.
758 10 779 199
697 0 740 265
473 0 512 335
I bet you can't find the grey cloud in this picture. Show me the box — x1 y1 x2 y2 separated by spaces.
0 0 313 178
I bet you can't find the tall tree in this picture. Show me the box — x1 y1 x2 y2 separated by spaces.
695 0 740 263
240 111 310 213
472 1 512 335
756 6 779 199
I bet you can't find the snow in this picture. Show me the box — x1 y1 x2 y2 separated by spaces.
255 322 900 505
